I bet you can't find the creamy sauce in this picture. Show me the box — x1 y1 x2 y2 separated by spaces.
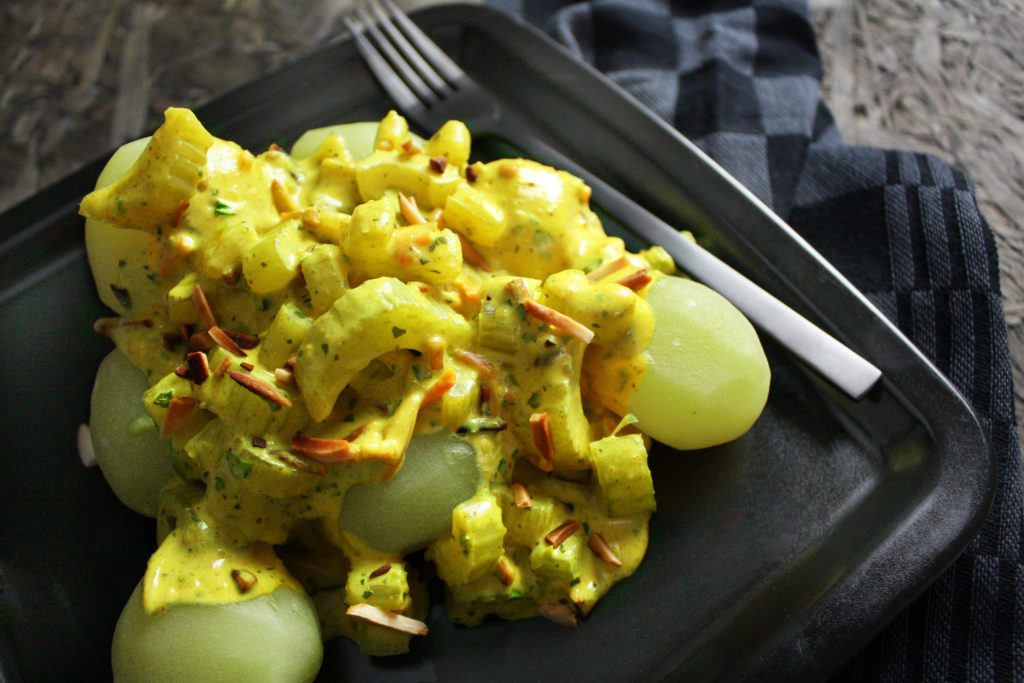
81 108 672 648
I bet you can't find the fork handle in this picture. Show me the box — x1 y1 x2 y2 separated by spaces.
478 128 882 400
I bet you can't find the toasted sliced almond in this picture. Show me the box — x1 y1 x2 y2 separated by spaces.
191 283 217 329
160 397 197 436
511 482 532 509
344 422 368 441
544 521 581 548
224 329 260 349
586 255 630 282
231 569 258 593
616 269 652 292
369 563 392 579
188 330 213 352
169 200 190 228
453 349 497 378
587 532 624 567
455 232 490 271
212 356 232 379
499 161 519 178
228 369 292 407
209 326 247 357
465 162 484 183
425 337 446 371
276 449 328 476
524 299 594 344
452 279 481 307
270 179 298 213
506 278 531 302
347 603 428 636
422 368 457 407
301 207 320 229
186 351 210 384
398 192 427 225
274 367 295 385
291 435 356 462
529 412 555 472
537 603 578 628
497 556 516 587
238 150 255 170
429 156 448 173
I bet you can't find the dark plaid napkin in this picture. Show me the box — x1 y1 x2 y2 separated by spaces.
490 0 1023 679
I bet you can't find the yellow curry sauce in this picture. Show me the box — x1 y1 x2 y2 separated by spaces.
81 107 672 652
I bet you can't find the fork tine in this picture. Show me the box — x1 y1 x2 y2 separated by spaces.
379 0 465 84
366 0 451 95
354 7 435 103
344 14 421 113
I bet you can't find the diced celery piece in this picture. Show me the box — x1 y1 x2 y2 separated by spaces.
258 302 313 370
356 150 463 209
476 297 522 354
242 219 316 294
443 183 505 248
529 531 584 585
424 120 471 168
312 157 361 213
474 276 530 354
194 349 294 435
79 108 214 232
501 492 558 547
438 365 479 433
345 561 410 613
142 372 194 426
301 244 348 316
429 492 506 585
374 110 410 151
590 434 656 517
294 276 472 421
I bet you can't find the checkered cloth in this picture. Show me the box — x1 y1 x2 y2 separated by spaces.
490 0 1023 680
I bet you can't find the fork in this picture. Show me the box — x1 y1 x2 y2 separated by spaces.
344 0 882 401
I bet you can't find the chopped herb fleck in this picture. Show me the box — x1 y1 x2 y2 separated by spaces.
109 285 132 309
459 417 507 434
214 199 238 215
226 453 252 479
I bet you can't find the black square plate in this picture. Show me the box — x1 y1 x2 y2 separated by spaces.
0 5 993 681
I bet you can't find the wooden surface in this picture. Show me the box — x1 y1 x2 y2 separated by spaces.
812 0 1024 449
3 0 1022 445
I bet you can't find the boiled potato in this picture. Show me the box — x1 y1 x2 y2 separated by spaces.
630 276 770 450
89 349 174 517
112 582 322 683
